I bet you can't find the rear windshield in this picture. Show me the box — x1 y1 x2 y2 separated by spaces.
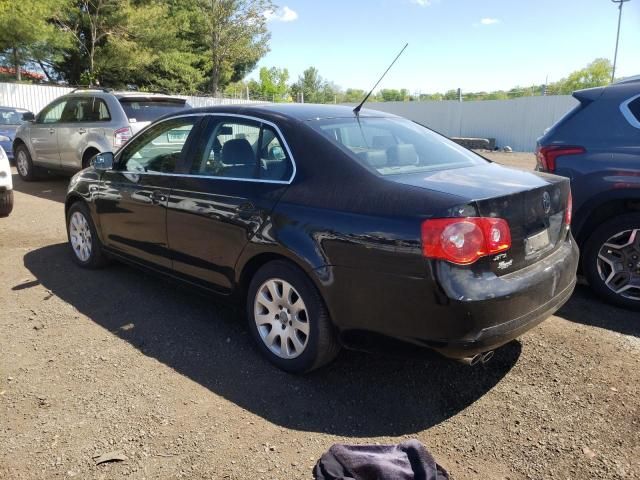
118 98 187 123
310 117 487 175
0 108 28 125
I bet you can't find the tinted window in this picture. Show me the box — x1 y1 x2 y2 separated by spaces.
0 108 28 125
311 117 487 175
119 117 196 174
38 100 68 124
119 99 187 123
61 97 111 122
193 119 261 179
193 119 293 181
258 126 293 181
628 97 640 122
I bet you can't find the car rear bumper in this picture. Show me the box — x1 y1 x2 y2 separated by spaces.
427 237 579 357
321 237 579 358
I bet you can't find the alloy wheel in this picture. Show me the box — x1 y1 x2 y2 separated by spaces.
69 211 93 262
16 150 29 177
597 228 640 301
254 278 310 359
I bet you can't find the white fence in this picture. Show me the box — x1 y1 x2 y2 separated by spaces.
0 82 264 115
1 82 578 151
353 96 579 151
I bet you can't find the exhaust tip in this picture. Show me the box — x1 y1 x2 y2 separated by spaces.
457 353 483 366
481 350 495 364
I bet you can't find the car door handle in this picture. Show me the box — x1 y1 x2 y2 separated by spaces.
150 190 167 205
78 128 87 134
49 128 55 135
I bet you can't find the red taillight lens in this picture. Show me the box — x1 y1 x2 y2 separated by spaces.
421 217 512 265
114 126 132 148
565 190 573 226
536 145 585 172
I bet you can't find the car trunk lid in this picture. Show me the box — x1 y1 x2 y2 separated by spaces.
390 162 571 273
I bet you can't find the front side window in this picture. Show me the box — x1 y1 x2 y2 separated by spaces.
118 117 196 174
192 118 293 181
310 117 487 175
38 100 68 124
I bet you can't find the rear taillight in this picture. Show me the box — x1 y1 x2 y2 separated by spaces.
565 190 573 226
113 126 132 148
536 145 585 172
421 217 512 265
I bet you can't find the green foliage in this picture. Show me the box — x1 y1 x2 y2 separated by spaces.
186 0 273 94
550 58 612 94
0 0 67 81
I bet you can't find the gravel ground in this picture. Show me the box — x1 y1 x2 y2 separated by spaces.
1 156 639 479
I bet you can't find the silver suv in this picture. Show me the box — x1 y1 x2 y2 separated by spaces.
13 88 189 181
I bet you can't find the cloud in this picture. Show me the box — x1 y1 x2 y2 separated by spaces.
479 17 500 25
264 6 298 22
411 0 432 5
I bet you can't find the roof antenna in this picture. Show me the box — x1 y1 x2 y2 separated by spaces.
353 43 408 116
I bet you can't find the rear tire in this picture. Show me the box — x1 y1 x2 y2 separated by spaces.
0 190 13 217
246 260 341 373
66 202 108 269
583 213 640 310
15 145 37 182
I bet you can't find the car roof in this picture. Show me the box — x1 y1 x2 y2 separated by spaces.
62 89 185 101
0 106 28 112
183 103 398 122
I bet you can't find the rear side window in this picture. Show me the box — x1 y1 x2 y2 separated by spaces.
311 117 486 175
191 118 293 182
119 99 187 123
621 94 640 129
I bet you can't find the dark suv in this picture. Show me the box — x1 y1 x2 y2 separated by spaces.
536 76 640 310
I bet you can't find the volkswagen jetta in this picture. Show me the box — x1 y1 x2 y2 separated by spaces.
65 104 578 372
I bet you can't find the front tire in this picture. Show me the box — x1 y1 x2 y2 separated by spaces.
247 260 341 373
66 202 108 269
0 190 13 217
583 213 640 310
15 145 36 182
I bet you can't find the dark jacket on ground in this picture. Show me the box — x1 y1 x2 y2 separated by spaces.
313 439 449 480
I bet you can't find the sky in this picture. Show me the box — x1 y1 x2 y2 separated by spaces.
253 0 640 93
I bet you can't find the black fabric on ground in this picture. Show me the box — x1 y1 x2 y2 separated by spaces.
313 439 449 480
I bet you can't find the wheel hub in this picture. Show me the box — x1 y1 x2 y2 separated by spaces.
597 228 640 300
254 278 310 359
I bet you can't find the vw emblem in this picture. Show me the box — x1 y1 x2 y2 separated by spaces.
542 191 551 214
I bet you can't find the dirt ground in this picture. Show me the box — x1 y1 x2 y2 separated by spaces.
1 153 639 479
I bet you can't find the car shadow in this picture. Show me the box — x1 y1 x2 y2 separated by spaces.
555 284 639 338
11 171 68 204
24 243 521 437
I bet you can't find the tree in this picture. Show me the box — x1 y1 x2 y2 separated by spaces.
291 66 323 103
0 0 63 81
256 66 289 101
552 58 612 94
188 0 273 94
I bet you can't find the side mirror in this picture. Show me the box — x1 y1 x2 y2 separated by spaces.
91 152 114 171
22 112 35 122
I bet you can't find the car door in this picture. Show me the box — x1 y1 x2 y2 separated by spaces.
29 98 68 167
95 115 203 269
166 114 295 292
58 96 112 169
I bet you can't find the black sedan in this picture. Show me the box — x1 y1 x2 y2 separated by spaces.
65 104 579 372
